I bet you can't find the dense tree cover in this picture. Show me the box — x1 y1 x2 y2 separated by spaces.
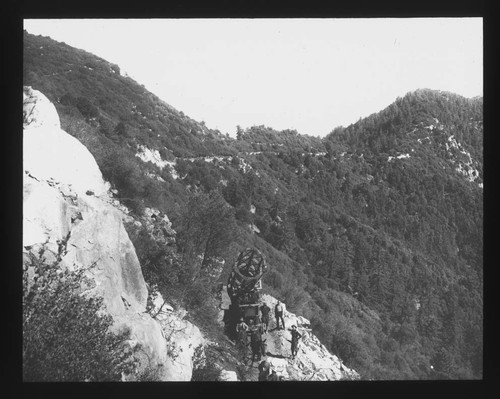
326 89 483 178
23 32 482 380
236 125 325 154
176 191 238 280
125 190 239 340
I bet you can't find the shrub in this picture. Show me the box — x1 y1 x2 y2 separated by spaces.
126 221 189 289
123 198 145 216
76 96 100 119
191 363 222 381
136 363 164 382
23 255 132 381
235 205 253 223
114 121 129 137
191 345 222 381
159 147 173 161
127 221 223 340
110 63 120 75
100 148 146 210
59 92 77 106
330 320 365 367
177 190 237 280
265 270 284 290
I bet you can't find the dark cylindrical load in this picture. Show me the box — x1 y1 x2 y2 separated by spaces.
227 248 267 304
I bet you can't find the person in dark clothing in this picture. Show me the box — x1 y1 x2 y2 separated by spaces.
236 318 249 334
260 337 267 357
274 301 285 330
254 313 267 356
260 303 271 333
249 318 263 335
258 361 280 381
236 318 249 360
290 325 302 359
258 360 270 381
254 313 262 327
250 328 263 365
267 370 279 381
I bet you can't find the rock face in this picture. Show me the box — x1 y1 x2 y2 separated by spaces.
258 294 359 381
140 207 176 246
149 291 205 381
23 86 60 129
135 145 170 169
22 87 202 381
23 87 108 196
218 370 238 382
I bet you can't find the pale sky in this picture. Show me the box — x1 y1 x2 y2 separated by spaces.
24 18 483 137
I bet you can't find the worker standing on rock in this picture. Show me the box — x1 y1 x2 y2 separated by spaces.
260 335 267 358
260 302 271 333
236 318 249 360
250 322 264 365
236 318 249 340
255 313 262 327
290 325 302 359
275 301 285 330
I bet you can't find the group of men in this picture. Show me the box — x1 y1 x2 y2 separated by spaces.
235 300 303 380
236 317 266 364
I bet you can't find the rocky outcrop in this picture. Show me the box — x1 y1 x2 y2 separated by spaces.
22 87 202 381
140 207 176 246
215 292 358 381
257 294 359 381
23 87 108 196
135 145 170 169
149 290 205 381
218 370 238 382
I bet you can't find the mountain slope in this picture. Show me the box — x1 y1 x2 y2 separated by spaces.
23 31 482 380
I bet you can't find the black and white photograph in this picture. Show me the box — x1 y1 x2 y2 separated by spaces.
21 18 483 383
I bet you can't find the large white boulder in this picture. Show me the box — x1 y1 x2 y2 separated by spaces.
23 174 73 249
23 173 170 379
23 87 108 196
23 86 60 129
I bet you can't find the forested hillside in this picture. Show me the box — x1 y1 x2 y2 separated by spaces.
23 31 483 380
